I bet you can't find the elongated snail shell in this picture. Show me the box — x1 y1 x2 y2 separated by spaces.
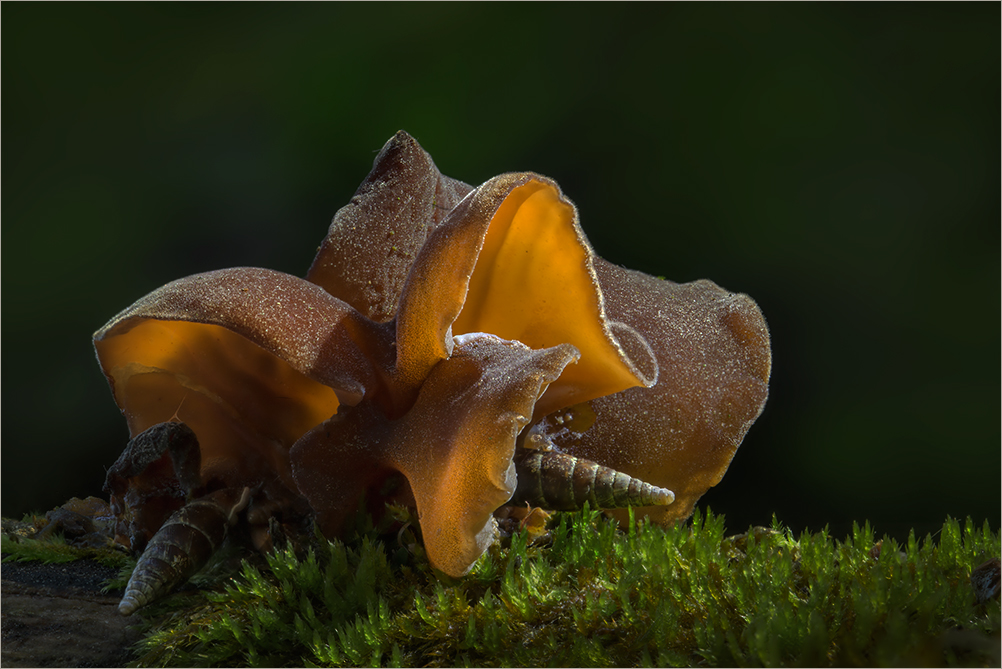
511 450 675 512
118 486 250 616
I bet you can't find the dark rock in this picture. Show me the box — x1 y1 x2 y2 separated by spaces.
1 559 141 667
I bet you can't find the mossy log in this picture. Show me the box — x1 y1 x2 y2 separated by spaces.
3 509 999 668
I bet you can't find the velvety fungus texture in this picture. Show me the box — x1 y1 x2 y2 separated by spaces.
94 130 771 577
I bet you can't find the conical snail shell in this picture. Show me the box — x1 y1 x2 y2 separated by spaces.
511 449 675 512
118 486 249 616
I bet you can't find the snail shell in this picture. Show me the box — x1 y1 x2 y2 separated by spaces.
106 420 306 614
511 449 675 512
118 486 250 616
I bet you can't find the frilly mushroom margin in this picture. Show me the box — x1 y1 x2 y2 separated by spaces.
93 130 771 607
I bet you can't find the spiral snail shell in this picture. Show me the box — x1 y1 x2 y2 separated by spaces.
512 450 674 512
118 486 250 615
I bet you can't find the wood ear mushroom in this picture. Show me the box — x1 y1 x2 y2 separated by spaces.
94 131 771 614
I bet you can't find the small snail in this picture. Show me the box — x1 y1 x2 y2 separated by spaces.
117 485 249 616
511 450 675 512
95 131 771 614
509 404 674 511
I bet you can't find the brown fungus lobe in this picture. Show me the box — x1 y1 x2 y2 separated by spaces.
93 130 770 601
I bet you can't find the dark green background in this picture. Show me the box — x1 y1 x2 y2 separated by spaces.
4 4 998 541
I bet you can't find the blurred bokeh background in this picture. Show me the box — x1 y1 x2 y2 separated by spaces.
4 4 998 542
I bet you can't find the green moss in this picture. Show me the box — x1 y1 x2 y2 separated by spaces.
2 532 81 564
3 507 995 666
1 527 133 571
123 509 998 668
